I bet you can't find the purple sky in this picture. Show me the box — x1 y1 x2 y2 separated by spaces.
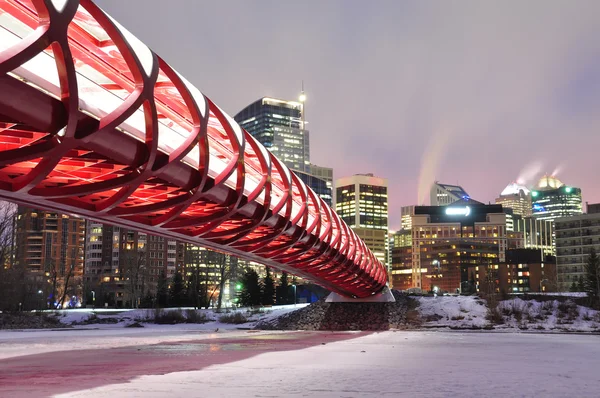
97 0 600 229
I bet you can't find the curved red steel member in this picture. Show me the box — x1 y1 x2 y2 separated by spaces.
0 0 388 298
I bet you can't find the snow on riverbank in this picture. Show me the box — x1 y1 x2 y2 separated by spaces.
414 295 600 332
53 304 309 330
494 297 600 332
414 295 488 328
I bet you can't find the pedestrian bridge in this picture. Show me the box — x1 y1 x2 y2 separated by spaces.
0 0 388 298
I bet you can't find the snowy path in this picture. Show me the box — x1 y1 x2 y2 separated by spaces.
1 329 599 397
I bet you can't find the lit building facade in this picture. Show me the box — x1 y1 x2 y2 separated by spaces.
496 182 532 217
84 223 185 307
430 182 471 206
401 205 415 230
409 204 522 293
336 174 388 267
475 249 557 294
234 97 310 173
531 175 582 221
513 216 554 256
555 213 600 291
390 229 413 290
183 245 241 307
15 207 85 306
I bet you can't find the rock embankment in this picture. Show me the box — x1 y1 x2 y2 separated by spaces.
255 291 419 331
0 312 67 329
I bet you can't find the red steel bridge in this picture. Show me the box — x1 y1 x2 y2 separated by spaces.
0 0 388 298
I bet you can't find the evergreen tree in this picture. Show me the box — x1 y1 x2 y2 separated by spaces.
570 281 578 292
140 290 155 308
584 248 600 299
577 275 585 292
156 271 169 308
262 267 275 305
170 272 186 307
239 269 261 307
277 271 290 305
469 271 477 294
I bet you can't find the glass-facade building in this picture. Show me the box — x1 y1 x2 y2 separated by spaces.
296 170 332 207
234 97 310 173
531 176 582 222
335 174 388 267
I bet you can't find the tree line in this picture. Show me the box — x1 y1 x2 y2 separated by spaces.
237 267 297 307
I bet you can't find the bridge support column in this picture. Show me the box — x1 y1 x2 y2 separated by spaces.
325 285 395 303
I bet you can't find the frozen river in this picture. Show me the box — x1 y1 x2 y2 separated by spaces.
0 327 599 397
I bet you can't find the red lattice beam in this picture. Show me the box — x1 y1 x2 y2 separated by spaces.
0 0 388 298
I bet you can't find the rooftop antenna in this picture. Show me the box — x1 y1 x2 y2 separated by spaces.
299 80 306 130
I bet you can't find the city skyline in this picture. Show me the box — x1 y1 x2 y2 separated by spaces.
97 0 600 229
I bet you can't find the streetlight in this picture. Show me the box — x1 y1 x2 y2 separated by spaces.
431 260 441 293
539 279 548 293
292 284 297 306
91 290 95 310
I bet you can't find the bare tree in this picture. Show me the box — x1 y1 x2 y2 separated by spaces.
57 265 74 308
0 201 16 269
121 249 146 308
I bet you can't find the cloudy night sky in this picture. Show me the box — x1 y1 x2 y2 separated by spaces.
97 0 600 229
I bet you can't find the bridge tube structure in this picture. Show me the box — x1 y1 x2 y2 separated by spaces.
0 0 388 298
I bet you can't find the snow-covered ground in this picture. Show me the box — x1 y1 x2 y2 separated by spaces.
415 295 488 328
1 328 598 397
494 297 600 332
52 304 309 329
414 295 600 332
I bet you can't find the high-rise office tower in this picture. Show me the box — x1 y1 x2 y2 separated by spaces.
234 97 310 173
531 175 582 221
400 205 415 230
15 207 85 307
310 164 333 184
496 182 532 217
234 97 333 206
430 182 472 206
335 174 388 267
296 170 333 207
309 164 334 206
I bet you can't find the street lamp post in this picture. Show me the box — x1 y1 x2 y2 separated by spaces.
431 259 441 294
91 290 95 310
292 284 297 306
539 279 548 293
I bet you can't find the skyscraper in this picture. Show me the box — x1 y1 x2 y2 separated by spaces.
531 175 582 221
335 174 388 267
234 97 310 173
496 182 532 217
309 164 334 206
430 182 472 206
296 170 333 207
400 205 415 230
